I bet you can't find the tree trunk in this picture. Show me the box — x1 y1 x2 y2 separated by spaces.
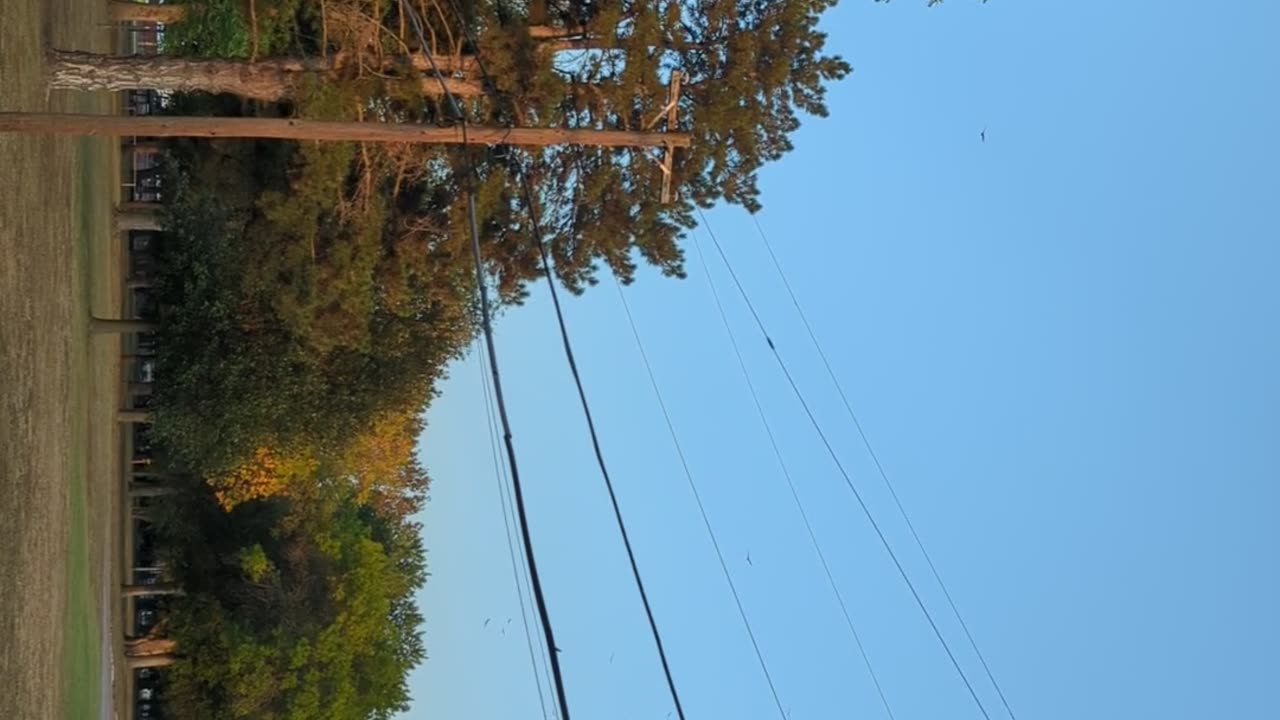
527 25 586 41
126 140 162 154
49 49 300 101
401 53 476 74
127 653 176 670
107 0 188 25
116 210 162 233
129 483 177 498
1 113 692 148
524 26 692 53
122 583 182 598
117 409 152 424
117 201 159 213
90 317 157 334
126 637 177 657
46 50 483 101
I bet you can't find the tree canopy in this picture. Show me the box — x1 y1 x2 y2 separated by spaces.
467 0 853 290
154 483 426 720
123 0 855 716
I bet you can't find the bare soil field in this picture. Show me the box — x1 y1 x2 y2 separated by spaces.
0 0 120 717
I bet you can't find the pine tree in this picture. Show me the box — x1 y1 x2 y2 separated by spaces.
475 0 851 290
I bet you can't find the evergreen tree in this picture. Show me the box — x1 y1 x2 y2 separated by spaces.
477 0 851 290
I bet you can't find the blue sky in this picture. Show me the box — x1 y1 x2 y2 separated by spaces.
407 2 1280 718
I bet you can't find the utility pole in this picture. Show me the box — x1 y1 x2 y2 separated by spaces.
0 113 692 149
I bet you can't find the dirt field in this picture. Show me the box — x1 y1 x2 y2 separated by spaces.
0 0 120 717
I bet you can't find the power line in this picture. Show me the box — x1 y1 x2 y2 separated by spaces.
696 209 995 720
612 277 789 720
516 171 689 720
689 234 897 720
748 215 1019 720
477 343 554 720
431 5 688 716
399 4 573 718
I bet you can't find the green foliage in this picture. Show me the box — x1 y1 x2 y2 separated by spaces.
146 150 471 480
513 0 851 289
162 0 251 58
155 486 425 720
238 544 275 582
136 2 851 715
259 0 308 56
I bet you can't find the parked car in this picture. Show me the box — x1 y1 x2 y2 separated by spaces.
133 358 156 384
136 607 158 634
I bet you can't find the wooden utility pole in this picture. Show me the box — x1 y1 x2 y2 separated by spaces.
125 140 163 154
0 113 692 149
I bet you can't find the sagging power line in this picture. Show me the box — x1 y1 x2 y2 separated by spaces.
690 233 898 720
613 278 790 720
696 208 999 720
439 0 691 714
401 1 573 717
748 215 1020 720
476 343 556 720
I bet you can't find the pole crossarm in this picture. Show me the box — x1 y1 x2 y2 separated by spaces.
658 71 684 203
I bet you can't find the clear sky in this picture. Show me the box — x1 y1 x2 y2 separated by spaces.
406 2 1280 718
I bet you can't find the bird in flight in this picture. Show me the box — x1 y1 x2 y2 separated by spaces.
746 552 753 566
980 126 987 143
483 618 491 628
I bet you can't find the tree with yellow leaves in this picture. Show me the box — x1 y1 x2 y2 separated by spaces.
211 445 319 511
338 409 430 517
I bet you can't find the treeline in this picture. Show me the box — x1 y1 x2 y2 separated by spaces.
140 131 453 719
129 0 851 717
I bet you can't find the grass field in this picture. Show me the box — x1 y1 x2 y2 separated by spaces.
0 0 121 717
